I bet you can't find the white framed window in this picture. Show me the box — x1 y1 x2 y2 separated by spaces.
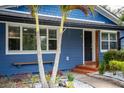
100 31 117 52
8 26 21 51
6 23 58 55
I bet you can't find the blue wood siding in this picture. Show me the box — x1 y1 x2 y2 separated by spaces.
0 22 83 75
8 5 115 24
59 29 83 69
120 31 124 49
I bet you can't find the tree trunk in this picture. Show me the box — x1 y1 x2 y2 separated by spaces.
50 13 65 87
35 13 49 88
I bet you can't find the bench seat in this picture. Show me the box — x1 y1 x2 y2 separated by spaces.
12 61 54 67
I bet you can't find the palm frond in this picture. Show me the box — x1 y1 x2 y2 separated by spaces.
88 5 95 15
27 5 39 17
60 5 95 17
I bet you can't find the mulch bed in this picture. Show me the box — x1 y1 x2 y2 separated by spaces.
0 73 40 88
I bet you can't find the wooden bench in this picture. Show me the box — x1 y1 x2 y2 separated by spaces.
12 61 54 67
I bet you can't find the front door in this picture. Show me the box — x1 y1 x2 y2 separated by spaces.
84 31 92 61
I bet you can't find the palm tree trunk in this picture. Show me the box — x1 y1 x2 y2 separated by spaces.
35 13 49 88
50 13 66 87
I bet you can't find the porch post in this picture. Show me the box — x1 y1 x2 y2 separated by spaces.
117 31 120 50
83 30 85 64
95 30 99 67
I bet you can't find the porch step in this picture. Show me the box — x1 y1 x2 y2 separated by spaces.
85 61 96 65
72 68 95 74
76 65 98 71
72 62 98 74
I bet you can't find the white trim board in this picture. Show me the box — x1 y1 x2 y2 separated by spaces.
83 29 96 63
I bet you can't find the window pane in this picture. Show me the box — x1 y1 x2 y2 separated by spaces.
23 28 36 50
49 29 56 38
102 41 108 50
110 42 117 49
110 33 116 40
40 29 46 36
102 33 108 40
40 29 47 50
49 40 57 50
9 39 20 50
41 36 47 50
9 26 20 37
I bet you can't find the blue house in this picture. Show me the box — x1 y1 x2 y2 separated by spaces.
0 5 124 75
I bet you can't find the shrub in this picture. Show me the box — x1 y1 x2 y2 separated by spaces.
119 51 124 61
98 62 105 75
109 60 124 75
103 50 124 64
108 60 124 76
103 50 117 64
109 60 118 75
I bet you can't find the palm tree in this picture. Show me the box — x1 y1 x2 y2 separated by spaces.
28 5 49 88
50 5 95 86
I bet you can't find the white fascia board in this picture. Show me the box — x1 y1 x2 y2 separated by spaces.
0 9 105 24
96 6 119 25
0 5 18 9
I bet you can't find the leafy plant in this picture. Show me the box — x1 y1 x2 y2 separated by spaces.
67 73 74 82
103 50 117 64
98 62 105 75
109 60 121 75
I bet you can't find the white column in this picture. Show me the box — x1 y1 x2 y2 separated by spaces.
83 30 85 64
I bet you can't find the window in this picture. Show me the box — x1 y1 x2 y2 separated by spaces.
101 32 117 52
48 29 57 50
8 26 20 50
40 29 47 50
23 27 36 50
7 24 58 54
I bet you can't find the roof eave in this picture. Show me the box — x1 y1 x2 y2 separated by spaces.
96 6 120 25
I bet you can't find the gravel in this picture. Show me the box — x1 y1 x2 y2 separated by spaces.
73 80 93 88
104 71 124 81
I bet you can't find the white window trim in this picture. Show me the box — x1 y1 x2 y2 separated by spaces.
6 22 59 55
100 30 117 52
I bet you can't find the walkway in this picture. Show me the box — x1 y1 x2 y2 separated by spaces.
72 73 121 88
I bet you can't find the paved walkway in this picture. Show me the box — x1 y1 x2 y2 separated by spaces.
72 73 121 88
